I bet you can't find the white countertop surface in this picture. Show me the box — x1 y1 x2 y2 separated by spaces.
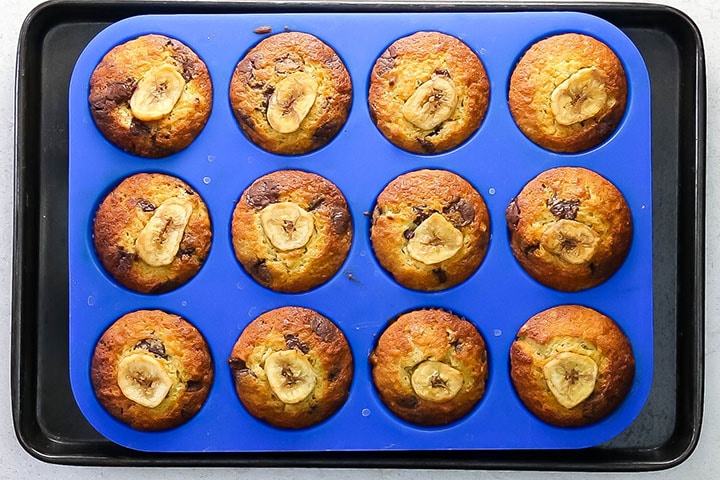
2 0 716 478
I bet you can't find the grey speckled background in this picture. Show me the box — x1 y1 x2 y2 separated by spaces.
2 0 716 478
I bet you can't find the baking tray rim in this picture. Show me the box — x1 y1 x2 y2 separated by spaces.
11 0 706 471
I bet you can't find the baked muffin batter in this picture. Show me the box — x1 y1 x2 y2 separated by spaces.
370 169 490 291
506 167 632 291
93 173 212 294
508 33 627 153
231 170 352 293
368 31 489 154
228 306 353 429
510 304 635 427
89 34 213 158
370 309 488 426
229 31 352 155
91 309 214 431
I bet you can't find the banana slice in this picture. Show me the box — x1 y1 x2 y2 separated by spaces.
543 352 598 409
550 67 608 126
136 197 193 267
411 360 464 403
129 64 186 122
402 75 458 131
260 202 314 251
407 212 463 265
264 350 316 404
266 71 319 133
117 352 173 408
540 219 599 265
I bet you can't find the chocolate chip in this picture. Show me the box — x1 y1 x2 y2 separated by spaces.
415 136 436 153
185 380 203 392
434 68 450 77
403 228 415 240
375 47 397 76
443 199 475 227
412 206 432 225
548 198 580 220
328 367 340 382
284 334 310 354
137 199 156 212
307 197 325 211
310 315 337 341
523 244 539 256
176 247 195 259
246 179 280 208
92 79 136 108
331 208 350 235
133 338 167 358
252 259 272 284
397 396 419 409
228 358 247 371
274 53 303 73
506 199 521 230
312 121 340 143
432 268 448 284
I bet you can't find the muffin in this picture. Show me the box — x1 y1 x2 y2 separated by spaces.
370 169 490 291
508 33 627 153
510 304 635 427
91 309 214 431
93 173 212 294
370 309 488 426
229 31 352 155
231 170 352 293
368 31 489 154
228 306 353 429
505 167 632 291
88 34 213 158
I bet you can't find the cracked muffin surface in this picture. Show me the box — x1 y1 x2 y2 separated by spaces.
510 304 635 427
508 33 627 153
505 167 632 291
368 31 489 154
91 309 214 431
231 170 352 293
370 169 490 291
88 34 213 158
229 31 352 155
370 309 488 426
228 306 353 429
93 173 212 294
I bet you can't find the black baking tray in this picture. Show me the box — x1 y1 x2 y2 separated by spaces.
12 0 705 471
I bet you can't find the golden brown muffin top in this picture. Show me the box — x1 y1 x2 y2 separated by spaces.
510 304 635 427
369 31 489 154
370 309 488 426
509 33 627 152
89 34 213 158
91 309 214 431
506 167 632 291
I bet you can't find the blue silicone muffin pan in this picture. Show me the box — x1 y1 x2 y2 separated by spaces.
68 11 652 452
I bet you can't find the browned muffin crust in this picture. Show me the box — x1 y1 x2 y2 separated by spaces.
368 31 489 154
231 170 352 293
228 306 353 429
505 167 632 291
370 309 488 426
89 34 213 158
510 305 635 427
229 32 352 155
508 33 627 153
370 169 490 291
93 173 212 294
91 309 214 431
